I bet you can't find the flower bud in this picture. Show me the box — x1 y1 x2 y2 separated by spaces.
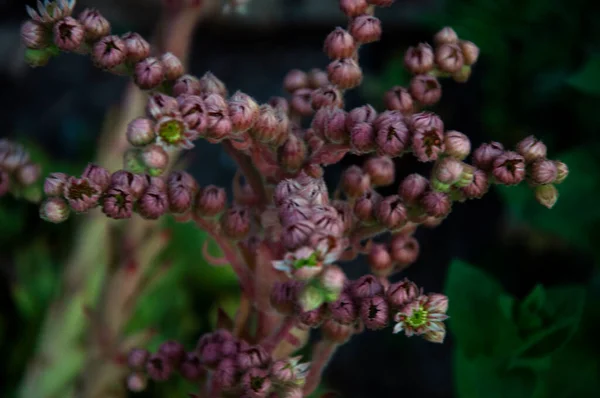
21 21 49 49
214 358 237 390
354 190 380 223
339 0 369 17
409 74 442 106
146 354 172 381
53 17 85 52
250 104 279 143
195 185 226 217
40 197 70 223
435 43 464 73
529 159 558 185
535 184 558 209
316 108 347 144
199 72 228 97
92 35 127 69
341 165 370 198
298 306 326 329
352 275 384 299
459 40 480 65
102 186 134 219
324 27 356 59
516 135 547 163
373 110 402 131
472 141 504 171
346 104 377 131
44 172 68 196
390 235 419 266
282 220 315 250
178 95 208 133
64 177 101 213
160 52 184 81
460 168 489 199
411 122 445 162
368 0 396 7
349 15 382 44
399 173 429 205
78 8 110 41
126 118 156 146
146 93 179 120
386 279 420 308
332 200 354 233
363 156 395 186
322 319 353 343
180 352 205 381
229 92 259 134
311 85 344 110
328 293 357 324
167 172 197 214
433 157 463 185
290 88 314 116
434 27 459 45
158 340 185 367
554 160 569 184
404 43 434 75
134 57 165 90
383 86 414 115
284 69 309 93
241 368 271 398
122 32 150 63
126 373 147 392
137 185 168 219
221 206 251 240
360 296 389 330
319 265 346 298
15 163 41 186
274 179 302 206
110 171 148 200
140 144 169 174
82 163 111 191
421 191 451 218
492 151 526 186
173 75 201 96
368 243 394 276
127 348 149 370
279 134 307 172
376 195 408 230
308 68 330 88
375 119 410 157
444 130 471 160
270 281 301 315
237 346 269 371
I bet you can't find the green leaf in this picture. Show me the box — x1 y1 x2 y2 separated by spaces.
567 54 600 96
445 259 522 357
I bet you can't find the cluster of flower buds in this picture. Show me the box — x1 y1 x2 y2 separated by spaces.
127 331 309 397
271 275 448 344
0 139 41 198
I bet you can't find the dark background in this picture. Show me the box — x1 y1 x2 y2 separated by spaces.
1 0 599 397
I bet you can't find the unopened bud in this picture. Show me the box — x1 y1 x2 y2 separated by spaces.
127 348 150 370
92 35 127 69
554 160 569 184
160 52 184 81
140 144 169 175
221 206 251 240
270 281 301 315
434 27 459 45
516 135 547 163
444 130 471 159
319 265 346 300
461 168 488 199
363 156 395 186
279 134 307 172
324 27 356 59
339 0 369 17
472 142 504 171
44 172 68 196
349 15 382 44
459 40 480 65
138 185 168 220
21 21 49 49
78 9 110 41
375 119 410 157
411 126 445 162
327 58 363 89
199 72 228 97
146 93 179 120
360 296 389 330
308 68 330 89
134 57 165 90
354 190 380 223
376 195 408 230
82 163 111 191
399 173 429 205
352 274 384 299
290 88 314 116
53 17 84 52
15 163 41 186
122 32 150 63
40 197 70 223
158 340 185 366
390 235 419 266
433 157 463 185
311 85 344 110
410 74 442 106
329 293 357 324
228 92 259 134
435 43 464 73
383 86 414 114
126 373 147 392
386 278 419 308
421 191 451 218
341 165 370 198
284 69 309 93
146 354 173 382
195 185 226 217
529 159 558 185
535 184 558 209
126 118 156 146
173 74 201 96
368 243 394 276
492 151 525 186
404 43 435 75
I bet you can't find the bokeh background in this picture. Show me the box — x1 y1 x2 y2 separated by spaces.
1 0 600 397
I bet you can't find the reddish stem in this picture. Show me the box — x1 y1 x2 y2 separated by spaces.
303 340 338 395
262 316 296 354
222 141 269 208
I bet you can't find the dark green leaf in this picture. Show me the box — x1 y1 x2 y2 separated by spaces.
567 54 600 96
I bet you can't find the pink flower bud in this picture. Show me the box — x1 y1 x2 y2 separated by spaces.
307 68 330 89
433 157 463 185
352 275 384 299
39 197 70 223
460 168 489 199
228 92 259 134
329 293 357 324
368 243 394 276
221 206 251 240
21 20 49 49
250 104 279 143
290 88 314 116
137 185 168 219
341 165 370 198
390 235 419 265
375 118 410 157
126 372 147 392
554 160 569 184
298 306 326 329
53 17 84 52
44 172 68 196
268 96 289 115
82 163 111 191
434 27 459 45
360 295 389 330
354 190 381 223
195 185 226 217
349 15 382 44
386 278 419 308
134 57 165 90
274 179 302 206
346 104 377 130
15 163 41 186
339 0 369 17
363 156 395 186
435 43 464 73
492 151 526 186
409 74 442 106
270 281 301 315
421 191 451 218
160 52 184 81
0 142 29 171
178 95 208 134
409 111 444 134
323 108 348 144
180 352 205 381
158 340 185 366
383 86 414 115
460 40 480 65
311 85 344 110
444 130 471 160
322 319 353 343
64 177 102 213
376 195 408 230
140 144 169 173
237 346 269 371
173 74 201 96
214 358 237 390
404 43 434 74
92 35 127 69
146 354 173 381
472 141 504 171
198 342 222 368
516 135 547 163
199 72 228 97
101 186 134 219
282 220 315 250
350 122 376 154
78 8 110 41
332 200 354 233
412 127 445 162
535 184 558 209
126 118 156 147
241 368 271 398
279 134 307 172
284 69 309 93
127 348 149 370
110 171 148 200
146 93 179 120
399 173 429 205
324 27 356 59
122 32 150 63
529 159 558 185
167 171 197 214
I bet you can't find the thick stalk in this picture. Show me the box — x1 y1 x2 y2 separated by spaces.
303 340 338 396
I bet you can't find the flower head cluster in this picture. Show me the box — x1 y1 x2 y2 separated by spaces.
0 139 42 199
